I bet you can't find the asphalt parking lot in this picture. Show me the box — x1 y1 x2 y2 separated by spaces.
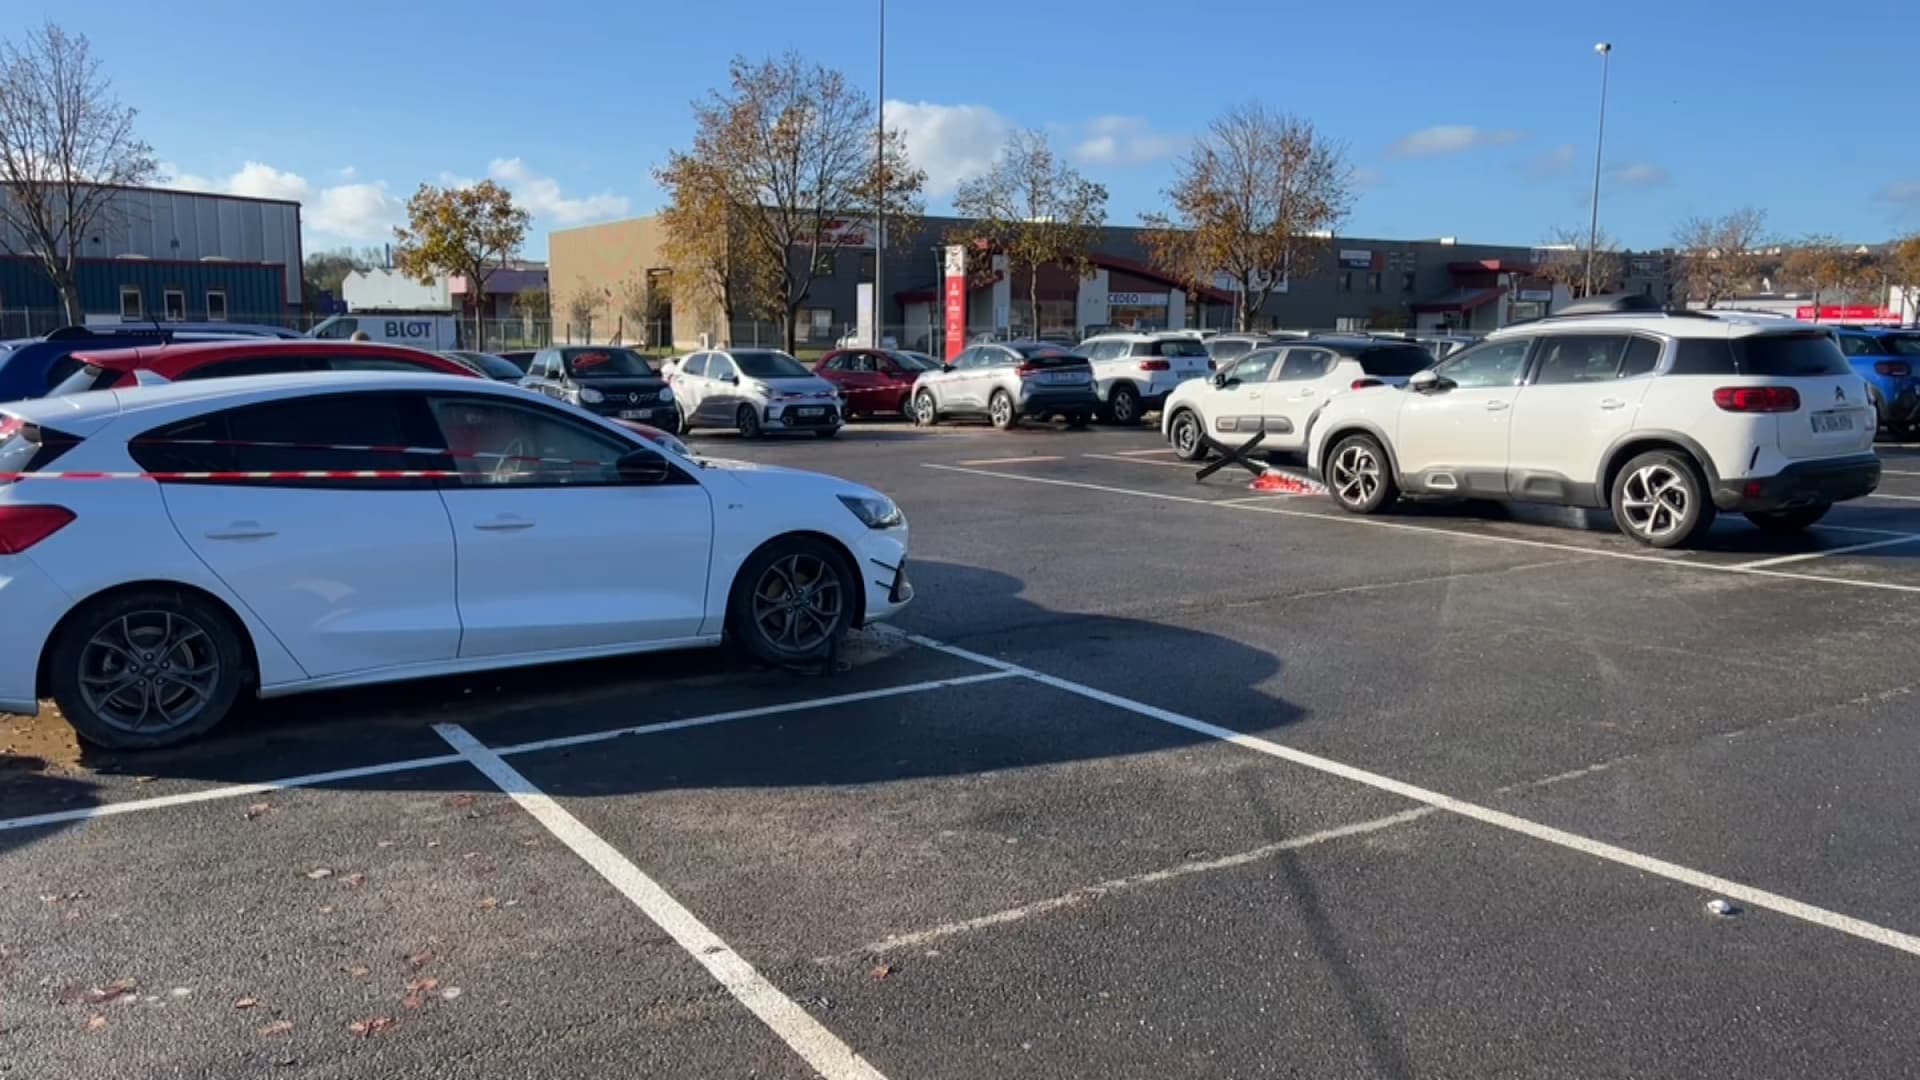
6 417 1920 1078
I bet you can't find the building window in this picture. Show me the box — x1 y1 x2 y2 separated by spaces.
1339 272 1353 293
859 252 876 282
206 290 228 321
1367 272 1383 294
119 286 143 321
795 308 834 343
1401 271 1416 293
163 288 186 321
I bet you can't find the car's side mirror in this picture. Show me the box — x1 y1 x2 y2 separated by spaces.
941 363 954 373
1409 369 1446 393
721 374 738 384
616 448 672 485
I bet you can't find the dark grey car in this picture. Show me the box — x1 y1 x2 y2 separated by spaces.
909 341 1099 430
520 346 679 432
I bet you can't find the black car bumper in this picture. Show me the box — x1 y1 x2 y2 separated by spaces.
1016 386 1100 415
1713 453 1881 512
581 399 678 430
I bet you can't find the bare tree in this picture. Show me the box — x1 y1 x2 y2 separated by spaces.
1781 235 1875 321
564 277 599 341
1670 208 1770 308
1142 105 1351 331
0 24 157 324
660 53 924 353
951 129 1107 338
1535 226 1625 300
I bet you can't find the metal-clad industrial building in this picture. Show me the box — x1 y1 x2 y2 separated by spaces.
0 185 303 332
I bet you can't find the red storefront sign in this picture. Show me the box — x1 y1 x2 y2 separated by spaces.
943 245 967 360
1794 305 1900 323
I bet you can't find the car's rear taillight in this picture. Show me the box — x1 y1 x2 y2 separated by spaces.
0 417 21 442
1875 361 1911 377
1207 360 1217 371
1015 362 1042 377
1351 378 1384 390
0 506 75 554
1138 359 1171 372
1713 386 1800 413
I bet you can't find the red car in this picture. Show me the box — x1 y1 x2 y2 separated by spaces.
50 340 476 395
815 348 942 418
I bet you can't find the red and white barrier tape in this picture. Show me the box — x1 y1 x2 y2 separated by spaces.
1248 469 1328 495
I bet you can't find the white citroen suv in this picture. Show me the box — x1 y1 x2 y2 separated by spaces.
1161 336 1434 460
1074 332 1214 424
1305 295 1881 548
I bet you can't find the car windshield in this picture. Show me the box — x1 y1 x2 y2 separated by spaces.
1883 334 1920 357
732 350 812 378
888 350 940 371
565 349 658 377
1155 339 1210 357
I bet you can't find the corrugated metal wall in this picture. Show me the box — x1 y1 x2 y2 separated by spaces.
0 258 288 320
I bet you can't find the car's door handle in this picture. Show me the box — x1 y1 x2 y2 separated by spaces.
474 516 534 532
1599 398 1626 410
1298 388 1318 397
1485 400 1511 411
205 521 275 541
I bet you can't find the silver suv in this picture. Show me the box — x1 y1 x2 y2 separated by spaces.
911 341 1099 430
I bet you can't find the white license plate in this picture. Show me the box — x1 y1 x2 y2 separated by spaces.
1044 371 1085 385
619 409 652 419
794 406 826 417
1811 410 1855 433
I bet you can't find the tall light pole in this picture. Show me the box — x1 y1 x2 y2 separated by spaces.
873 0 886 347
1583 41 1612 298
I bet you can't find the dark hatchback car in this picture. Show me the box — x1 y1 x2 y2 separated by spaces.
520 345 678 431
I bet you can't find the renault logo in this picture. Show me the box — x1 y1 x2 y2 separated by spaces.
1835 386 1846 403
628 392 639 404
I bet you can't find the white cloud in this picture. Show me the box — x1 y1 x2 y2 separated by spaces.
1609 161 1671 188
157 159 400 242
1073 115 1180 166
1874 179 1920 205
1389 125 1524 157
309 182 402 242
1521 144 1576 180
333 165 357 179
484 157 629 226
884 100 1013 197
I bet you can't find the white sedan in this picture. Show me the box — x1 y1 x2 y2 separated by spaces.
1160 337 1433 459
0 372 911 748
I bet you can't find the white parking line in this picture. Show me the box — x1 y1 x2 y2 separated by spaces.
900 631 1920 960
1081 453 1193 469
924 463 1920 596
1865 493 1920 502
0 673 1009 834
435 724 888 1080
818 807 1436 964
1112 448 1178 456
1877 468 1920 477
1732 534 1920 569
952 455 1064 466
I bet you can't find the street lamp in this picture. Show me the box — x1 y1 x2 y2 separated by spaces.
1584 41 1612 298
873 0 886 347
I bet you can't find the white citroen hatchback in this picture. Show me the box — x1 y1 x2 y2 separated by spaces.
0 372 911 748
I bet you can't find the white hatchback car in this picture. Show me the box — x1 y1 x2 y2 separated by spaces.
670 348 844 438
1161 337 1434 460
1073 332 1215 424
0 372 911 748
1305 296 1881 547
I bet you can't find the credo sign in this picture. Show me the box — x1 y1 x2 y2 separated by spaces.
1107 292 1169 307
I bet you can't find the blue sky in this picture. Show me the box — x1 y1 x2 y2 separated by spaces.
32 0 1920 257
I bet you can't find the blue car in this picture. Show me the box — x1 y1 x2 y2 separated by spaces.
0 322 298 403
1830 326 1920 439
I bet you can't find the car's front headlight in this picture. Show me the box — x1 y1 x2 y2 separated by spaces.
838 493 904 529
578 387 605 403
657 385 674 403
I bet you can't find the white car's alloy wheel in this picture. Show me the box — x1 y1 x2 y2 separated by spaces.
79 609 223 735
1620 463 1690 541
1331 442 1382 507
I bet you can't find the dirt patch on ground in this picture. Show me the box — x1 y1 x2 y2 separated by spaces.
0 706 84 775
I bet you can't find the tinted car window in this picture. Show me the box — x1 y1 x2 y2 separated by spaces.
1208 339 1255 363
1226 350 1281 383
1154 339 1209 357
708 355 737 379
1836 334 1884 356
1882 334 1920 357
1737 332 1851 376
564 348 657 377
178 356 326 380
732 351 810 378
1011 343 1074 360
1357 345 1435 378
130 393 443 488
1437 338 1531 389
1533 335 1632 385
818 354 846 372
1619 337 1663 378
682 353 708 377
1670 338 1737 375
1276 348 1334 381
888 351 939 372
430 397 643 487
332 356 447 374
42 352 94 390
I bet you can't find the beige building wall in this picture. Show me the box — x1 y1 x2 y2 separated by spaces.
548 215 727 349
